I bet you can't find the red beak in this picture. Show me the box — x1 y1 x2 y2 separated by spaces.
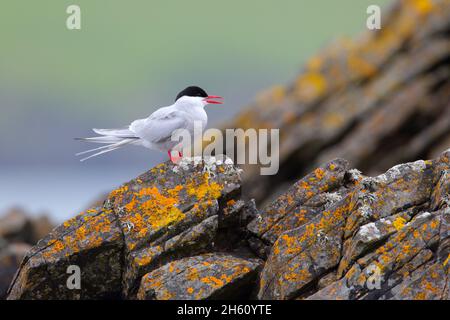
204 95 223 104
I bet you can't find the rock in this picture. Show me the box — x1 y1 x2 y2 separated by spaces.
5 151 450 300
0 209 54 300
7 157 256 299
0 208 54 245
222 0 450 205
137 253 261 300
7 206 123 299
254 150 450 300
0 208 34 244
0 242 31 299
247 159 349 258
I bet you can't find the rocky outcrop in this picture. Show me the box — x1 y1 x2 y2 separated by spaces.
6 151 450 300
253 149 450 300
223 0 450 205
6 157 258 299
0 208 53 299
137 253 261 300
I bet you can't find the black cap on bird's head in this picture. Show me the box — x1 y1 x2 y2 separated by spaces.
175 86 223 105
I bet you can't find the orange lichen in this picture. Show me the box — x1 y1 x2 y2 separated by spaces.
135 255 152 267
201 276 224 288
109 185 128 198
283 269 310 283
121 184 187 237
42 209 118 260
347 54 377 78
300 181 310 190
408 0 434 15
296 72 327 102
443 254 450 267
186 268 200 281
414 292 427 300
186 287 194 294
430 219 438 229
314 168 326 180
186 173 222 200
392 217 407 231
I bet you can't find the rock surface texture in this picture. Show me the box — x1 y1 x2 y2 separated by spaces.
6 151 450 300
253 150 450 300
7 158 259 299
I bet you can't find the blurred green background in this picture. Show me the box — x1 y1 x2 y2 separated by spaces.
0 0 389 220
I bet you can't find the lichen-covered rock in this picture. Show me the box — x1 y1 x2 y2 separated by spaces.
136 253 261 300
247 159 349 258
256 150 450 300
7 157 251 299
257 195 354 299
7 207 123 299
107 158 246 296
308 209 449 300
223 0 450 205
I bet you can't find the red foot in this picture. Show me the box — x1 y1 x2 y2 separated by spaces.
168 150 182 163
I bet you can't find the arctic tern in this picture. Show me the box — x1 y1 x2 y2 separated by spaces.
76 86 223 162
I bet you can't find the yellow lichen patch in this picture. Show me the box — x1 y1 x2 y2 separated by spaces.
42 209 117 259
109 185 128 198
443 254 450 267
135 254 152 267
281 233 302 255
314 168 326 180
300 181 311 190
186 173 222 200
347 54 377 78
283 269 311 283
159 289 174 300
201 276 224 288
122 185 187 236
430 219 438 229
407 0 434 15
186 287 194 294
296 72 327 102
186 268 200 281
63 216 77 228
392 217 407 231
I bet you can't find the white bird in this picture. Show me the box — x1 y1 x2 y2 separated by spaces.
76 86 223 162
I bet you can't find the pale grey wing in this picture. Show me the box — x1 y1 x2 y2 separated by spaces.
130 109 189 144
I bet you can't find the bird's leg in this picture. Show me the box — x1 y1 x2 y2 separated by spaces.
168 149 181 164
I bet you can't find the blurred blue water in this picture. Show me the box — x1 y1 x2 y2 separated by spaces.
0 163 164 222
